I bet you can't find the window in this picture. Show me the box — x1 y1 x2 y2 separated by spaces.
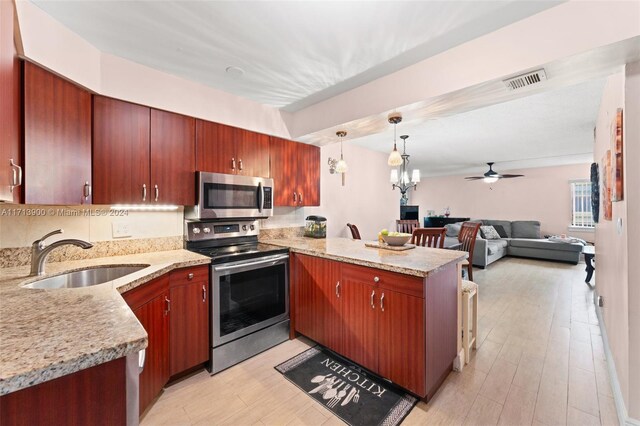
570 180 595 228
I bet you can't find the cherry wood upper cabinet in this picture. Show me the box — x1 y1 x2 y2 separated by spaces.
269 137 320 207
0 0 22 203
23 62 92 204
93 96 150 204
196 119 270 178
150 110 195 205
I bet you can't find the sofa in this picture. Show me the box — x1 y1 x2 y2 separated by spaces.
443 219 584 268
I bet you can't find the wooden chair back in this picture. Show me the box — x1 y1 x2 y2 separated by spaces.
458 222 481 256
411 227 447 248
396 220 419 234
347 223 361 240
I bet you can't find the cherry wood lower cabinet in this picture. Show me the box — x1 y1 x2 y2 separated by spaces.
0 357 127 426
169 265 210 376
122 266 210 416
292 254 457 399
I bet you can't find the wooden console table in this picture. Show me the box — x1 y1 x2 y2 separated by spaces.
424 217 470 227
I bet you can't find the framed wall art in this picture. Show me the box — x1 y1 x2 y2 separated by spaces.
601 150 612 221
612 108 624 201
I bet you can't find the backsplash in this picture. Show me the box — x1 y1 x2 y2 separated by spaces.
259 207 307 229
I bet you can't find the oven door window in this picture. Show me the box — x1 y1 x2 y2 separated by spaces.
218 262 287 338
203 183 258 209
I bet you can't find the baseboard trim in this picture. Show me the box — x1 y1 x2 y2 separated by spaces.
594 291 640 426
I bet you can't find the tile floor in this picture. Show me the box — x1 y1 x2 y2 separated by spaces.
141 257 618 426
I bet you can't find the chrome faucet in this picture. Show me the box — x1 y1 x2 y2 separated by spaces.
30 229 93 276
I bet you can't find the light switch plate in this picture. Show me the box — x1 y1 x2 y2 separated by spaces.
112 221 132 238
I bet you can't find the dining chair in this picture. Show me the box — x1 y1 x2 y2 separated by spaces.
458 222 481 281
396 220 420 234
411 227 447 248
346 223 361 240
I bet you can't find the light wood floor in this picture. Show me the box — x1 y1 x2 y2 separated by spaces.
141 257 618 426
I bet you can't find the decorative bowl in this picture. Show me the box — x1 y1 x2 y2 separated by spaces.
381 234 412 246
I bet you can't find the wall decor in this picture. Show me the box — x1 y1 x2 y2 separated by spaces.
601 150 612 221
612 108 624 201
590 163 600 223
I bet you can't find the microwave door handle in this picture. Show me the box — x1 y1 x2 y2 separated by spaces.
257 182 263 213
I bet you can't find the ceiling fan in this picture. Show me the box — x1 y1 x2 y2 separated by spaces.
465 162 524 183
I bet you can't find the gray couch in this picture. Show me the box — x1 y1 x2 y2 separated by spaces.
443 219 584 268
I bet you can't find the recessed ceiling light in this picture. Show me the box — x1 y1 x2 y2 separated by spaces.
225 66 245 79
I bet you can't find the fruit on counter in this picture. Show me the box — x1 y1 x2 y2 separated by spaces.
380 229 389 236
385 232 411 237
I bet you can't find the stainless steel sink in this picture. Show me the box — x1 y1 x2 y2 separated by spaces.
22 265 148 289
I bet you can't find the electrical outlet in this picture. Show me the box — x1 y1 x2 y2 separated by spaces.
112 221 132 238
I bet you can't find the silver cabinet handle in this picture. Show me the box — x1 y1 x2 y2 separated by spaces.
202 284 207 303
336 281 340 298
188 273 194 280
238 159 243 171
83 181 91 201
373 276 380 283
165 296 171 315
232 157 236 170
293 192 297 202
142 184 147 201
9 159 22 192
370 290 375 309
138 349 146 370
380 292 385 312
299 192 303 205
154 184 159 202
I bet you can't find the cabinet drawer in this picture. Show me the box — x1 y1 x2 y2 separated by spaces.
342 264 424 298
169 265 209 287
122 275 170 310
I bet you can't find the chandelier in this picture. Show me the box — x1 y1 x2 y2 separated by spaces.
390 134 420 196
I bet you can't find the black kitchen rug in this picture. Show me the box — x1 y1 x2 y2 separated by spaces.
275 346 417 426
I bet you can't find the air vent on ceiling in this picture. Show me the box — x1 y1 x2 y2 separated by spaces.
503 69 547 90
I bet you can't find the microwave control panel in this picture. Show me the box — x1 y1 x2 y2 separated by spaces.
263 187 272 209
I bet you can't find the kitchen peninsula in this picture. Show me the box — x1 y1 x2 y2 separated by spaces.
261 237 467 399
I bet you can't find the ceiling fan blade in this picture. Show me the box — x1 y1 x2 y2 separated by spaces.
465 177 484 180
500 174 524 178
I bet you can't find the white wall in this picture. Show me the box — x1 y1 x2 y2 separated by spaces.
410 163 594 242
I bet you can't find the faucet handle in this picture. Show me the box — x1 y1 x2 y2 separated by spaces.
33 229 63 246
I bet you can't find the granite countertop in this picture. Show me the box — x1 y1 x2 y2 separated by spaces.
0 249 210 396
261 237 467 277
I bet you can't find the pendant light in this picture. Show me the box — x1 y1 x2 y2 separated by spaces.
335 131 348 173
387 112 403 166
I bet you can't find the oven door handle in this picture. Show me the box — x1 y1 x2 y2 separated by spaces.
257 182 264 213
213 253 289 272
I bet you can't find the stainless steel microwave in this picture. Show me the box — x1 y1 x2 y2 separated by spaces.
185 172 273 220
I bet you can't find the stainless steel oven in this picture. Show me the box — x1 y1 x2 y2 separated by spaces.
185 172 273 220
184 219 290 374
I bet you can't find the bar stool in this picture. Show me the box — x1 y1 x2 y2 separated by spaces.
461 279 478 364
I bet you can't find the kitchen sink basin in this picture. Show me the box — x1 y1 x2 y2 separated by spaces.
22 265 148 289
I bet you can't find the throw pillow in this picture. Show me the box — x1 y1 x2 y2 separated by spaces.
480 225 501 240
492 224 508 238
445 223 462 237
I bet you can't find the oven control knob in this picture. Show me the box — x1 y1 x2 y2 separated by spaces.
242 225 247 231
250 225 255 231
203 227 211 234
193 228 201 234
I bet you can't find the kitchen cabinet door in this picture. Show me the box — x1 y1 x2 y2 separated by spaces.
377 289 426 396
341 274 378 373
294 254 342 352
236 128 270 178
0 0 22 203
297 142 320 207
24 62 92 205
169 269 210 375
150 109 196 205
93 96 150 204
133 291 170 415
269 137 297 206
195 119 236 175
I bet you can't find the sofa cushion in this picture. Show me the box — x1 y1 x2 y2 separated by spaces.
508 238 583 252
482 220 512 238
486 239 508 255
445 222 462 237
480 226 501 240
511 221 541 239
492 225 508 238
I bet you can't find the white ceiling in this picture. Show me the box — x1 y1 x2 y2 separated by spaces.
348 78 606 177
30 0 561 110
